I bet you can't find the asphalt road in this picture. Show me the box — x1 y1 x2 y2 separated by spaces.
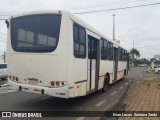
0 67 157 120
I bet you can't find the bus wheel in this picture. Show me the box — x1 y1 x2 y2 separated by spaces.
121 71 125 81
102 76 109 93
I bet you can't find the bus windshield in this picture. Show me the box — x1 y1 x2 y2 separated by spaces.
11 14 61 52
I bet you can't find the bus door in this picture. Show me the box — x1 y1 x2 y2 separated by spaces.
87 35 100 92
114 47 118 80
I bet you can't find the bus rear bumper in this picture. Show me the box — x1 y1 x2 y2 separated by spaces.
7 80 69 98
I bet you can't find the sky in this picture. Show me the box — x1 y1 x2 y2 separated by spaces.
0 0 160 60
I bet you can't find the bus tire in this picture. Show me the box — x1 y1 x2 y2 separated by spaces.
121 70 126 81
102 75 109 93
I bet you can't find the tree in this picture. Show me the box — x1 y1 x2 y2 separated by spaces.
129 48 140 59
134 58 149 65
129 48 140 65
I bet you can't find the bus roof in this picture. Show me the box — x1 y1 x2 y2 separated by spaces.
9 10 127 51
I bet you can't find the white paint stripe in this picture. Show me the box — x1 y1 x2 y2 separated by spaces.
119 86 124 89
110 91 117 96
0 87 13 91
0 90 16 95
125 82 128 85
0 90 15 93
76 117 85 120
95 100 106 107
0 89 16 93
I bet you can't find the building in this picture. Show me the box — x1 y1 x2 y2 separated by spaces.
154 55 160 59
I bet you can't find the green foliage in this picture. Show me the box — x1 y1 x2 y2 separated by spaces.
129 48 140 58
0 81 5 86
134 58 150 65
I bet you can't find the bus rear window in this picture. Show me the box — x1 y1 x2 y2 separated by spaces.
11 14 61 52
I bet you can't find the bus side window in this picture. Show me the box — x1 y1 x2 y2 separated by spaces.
104 40 108 60
119 47 121 61
73 24 86 59
123 49 125 61
121 49 123 61
108 42 113 60
125 50 127 61
101 39 108 60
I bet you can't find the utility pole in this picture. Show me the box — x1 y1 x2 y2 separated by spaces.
113 14 115 40
0 19 7 63
2 51 6 63
133 40 134 66
133 40 134 49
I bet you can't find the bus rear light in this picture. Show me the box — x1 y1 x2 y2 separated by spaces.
60 93 65 95
56 81 60 86
10 76 19 82
61 82 64 85
50 81 66 87
12 76 16 80
24 88 29 90
16 77 18 82
51 81 55 86
34 89 39 91
22 87 29 90
56 93 65 95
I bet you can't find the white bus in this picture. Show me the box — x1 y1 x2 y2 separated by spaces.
7 10 129 98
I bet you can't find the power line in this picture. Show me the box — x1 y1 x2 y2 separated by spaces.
72 0 149 11
74 2 160 14
0 15 10 16
0 19 6 20
136 45 160 48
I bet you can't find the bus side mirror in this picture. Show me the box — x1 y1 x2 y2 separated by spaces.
5 20 9 28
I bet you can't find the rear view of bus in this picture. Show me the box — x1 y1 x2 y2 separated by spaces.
7 11 70 98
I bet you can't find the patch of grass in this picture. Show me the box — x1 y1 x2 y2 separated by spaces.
0 81 6 86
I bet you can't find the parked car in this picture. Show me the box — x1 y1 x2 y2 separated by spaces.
0 63 7 80
154 64 160 68
155 67 160 74
140 64 147 67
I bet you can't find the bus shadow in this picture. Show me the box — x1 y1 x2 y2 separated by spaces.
19 78 128 111
23 90 103 111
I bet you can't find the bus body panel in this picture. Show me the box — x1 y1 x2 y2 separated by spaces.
100 61 113 83
9 54 62 86
7 79 69 98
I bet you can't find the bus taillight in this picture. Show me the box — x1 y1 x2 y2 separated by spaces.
61 82 64 86
12 76 16 81
16 77 18 82
51 81 55 86
10 76 19 82
50 81 66 87
56 81 60 86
